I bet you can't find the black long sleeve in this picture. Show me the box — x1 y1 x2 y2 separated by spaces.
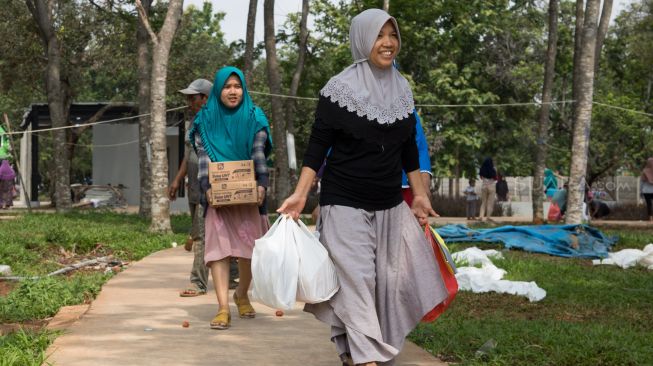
302 96 418 211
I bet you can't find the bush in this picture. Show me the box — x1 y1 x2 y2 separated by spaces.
604 202 651 221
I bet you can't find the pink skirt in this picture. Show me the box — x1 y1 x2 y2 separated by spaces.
204 205 268 265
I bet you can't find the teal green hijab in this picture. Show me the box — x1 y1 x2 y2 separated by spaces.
544 168 558 189
190 66 271 162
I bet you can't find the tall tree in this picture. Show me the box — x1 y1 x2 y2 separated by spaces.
566 0 601 224
571 0 584 127
243 0 258 86
594 0 613 74
383 0 389 12
25 0 72 212
532 0 559 223
137 0 153 219
135 0 184 233
285 0 310 134
264 0 290 202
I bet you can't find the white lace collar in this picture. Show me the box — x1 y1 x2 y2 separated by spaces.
320 63 414 125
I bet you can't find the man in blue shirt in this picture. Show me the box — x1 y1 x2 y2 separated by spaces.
401 112 432 206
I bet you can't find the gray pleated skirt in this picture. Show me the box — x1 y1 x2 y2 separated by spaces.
305 203 448 365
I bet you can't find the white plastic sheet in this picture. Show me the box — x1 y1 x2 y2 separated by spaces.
251 215 339 310
452 247 546 302
592 244 653 270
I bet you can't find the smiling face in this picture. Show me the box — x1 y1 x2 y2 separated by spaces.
368 20 399 69
220 74 244 109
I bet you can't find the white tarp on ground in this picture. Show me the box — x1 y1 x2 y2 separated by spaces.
452 247 547 302
592 244 653 270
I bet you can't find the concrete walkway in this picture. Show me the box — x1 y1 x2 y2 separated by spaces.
45 247 447 366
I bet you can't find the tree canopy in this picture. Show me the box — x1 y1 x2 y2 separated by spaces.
1 0 651 198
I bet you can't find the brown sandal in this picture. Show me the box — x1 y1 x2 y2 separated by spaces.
233 292 256 318
210 309 231 330
179 284 206 297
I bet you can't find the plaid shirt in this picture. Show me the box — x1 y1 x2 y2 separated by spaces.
195 128 269 188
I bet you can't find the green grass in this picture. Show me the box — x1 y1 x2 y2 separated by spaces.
2 212 652 364
0 212 189 323
410 227 653 365
0 211 190 363
0 329 58 366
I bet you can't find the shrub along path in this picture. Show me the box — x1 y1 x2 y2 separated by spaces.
45 246 446 366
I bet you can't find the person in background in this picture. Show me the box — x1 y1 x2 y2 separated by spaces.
401 113 432 207
463 178 478 220
277 9 446 365
0 160 16 209
495 174 509 202
169 78 212 297
190 66 272 330
641 157 653 222
543 168 560 200
478 157 497 221
589 196 611 220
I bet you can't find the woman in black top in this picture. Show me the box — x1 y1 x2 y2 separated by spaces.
278 9 447 366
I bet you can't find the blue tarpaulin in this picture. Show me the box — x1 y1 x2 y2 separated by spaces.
435 224 618 259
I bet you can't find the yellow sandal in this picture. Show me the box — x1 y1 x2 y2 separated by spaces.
233 292 256 318
210 309 231 330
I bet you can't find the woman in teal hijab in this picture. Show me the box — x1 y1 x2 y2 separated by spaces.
544 168 559 199
190 66 272 330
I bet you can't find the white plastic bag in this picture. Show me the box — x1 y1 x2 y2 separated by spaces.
294 219 339 304
251 215 299 310
251 215 339 309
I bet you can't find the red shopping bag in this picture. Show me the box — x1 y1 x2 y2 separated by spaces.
547 203 561 222
422 225 458 323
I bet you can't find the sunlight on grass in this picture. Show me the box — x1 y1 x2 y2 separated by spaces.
413 226 653 364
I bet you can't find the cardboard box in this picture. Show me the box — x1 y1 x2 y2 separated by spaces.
209 160 254 183
210 180 258 207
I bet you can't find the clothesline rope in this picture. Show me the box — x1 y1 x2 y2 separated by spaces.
249 90 652 116
250 90 575 107
3 106 186 136
591 101 653 117
3 93 651 137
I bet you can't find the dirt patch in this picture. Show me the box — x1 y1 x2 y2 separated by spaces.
0 319 49 336
0 281 16 297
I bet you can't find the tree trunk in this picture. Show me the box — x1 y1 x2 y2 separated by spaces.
26 0 71 212
566 0 600 224
284 0 309 175
593 0 613 74
243 0 258 86
571 0 584 130
264 0 290 202
454 146 460 199
137 0 152 218
383 0 389 12
532 0 559 223
136 0 184 233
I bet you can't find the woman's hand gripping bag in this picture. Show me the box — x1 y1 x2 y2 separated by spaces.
293 220 339 303
422 225 458 322
251 215 300 310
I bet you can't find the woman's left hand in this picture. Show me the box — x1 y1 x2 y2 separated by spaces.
411 194 439 226
257 186 265 206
